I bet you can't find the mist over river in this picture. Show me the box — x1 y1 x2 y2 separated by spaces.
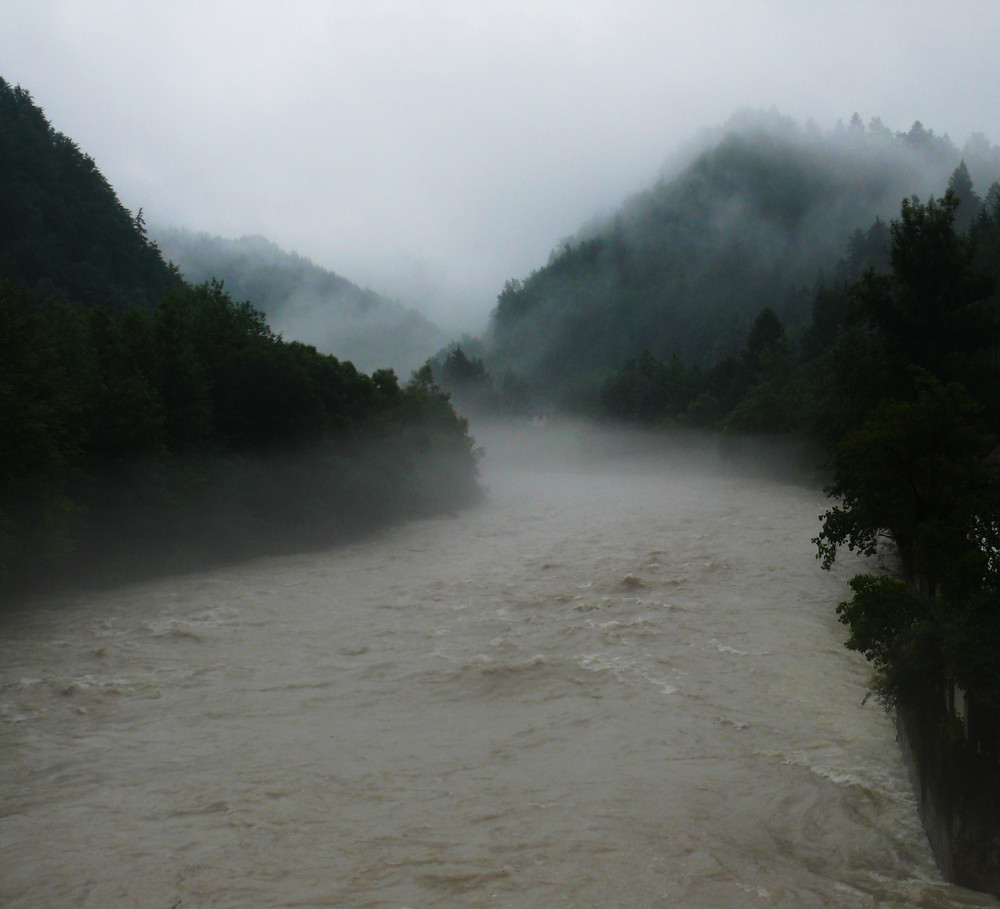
1 423 996 908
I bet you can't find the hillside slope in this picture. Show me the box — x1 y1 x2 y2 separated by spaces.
0 77 180 310
154 228 448 376
487 110 1000 399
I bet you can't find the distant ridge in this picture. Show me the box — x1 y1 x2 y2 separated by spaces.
154 227 448 376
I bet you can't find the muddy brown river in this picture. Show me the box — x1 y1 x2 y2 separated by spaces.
1 423 996 907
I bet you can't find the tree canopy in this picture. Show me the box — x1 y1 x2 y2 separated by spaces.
813 188 1000 710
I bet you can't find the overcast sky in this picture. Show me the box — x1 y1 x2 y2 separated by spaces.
3 1 999 331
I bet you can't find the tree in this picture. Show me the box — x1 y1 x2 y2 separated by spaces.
947 161 982 232
816 372 999 708
0 283 80 580
816 371 993 596
0 77 180 311
493 278 529 327
813 191 1000 703
134 207 148 243
742 306 785 374
828 191 995 423
834 573 940 707
869 193 973 371
440 345 489 390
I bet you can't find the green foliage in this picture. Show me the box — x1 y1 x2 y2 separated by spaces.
948 161 983 232
857 193 992 385
836 575 940 707
0 283 80 576
816 372 993 592
598 306 803 432
815 183 1000 714
600 350 701 425
0 78 181 310
440 345 490 390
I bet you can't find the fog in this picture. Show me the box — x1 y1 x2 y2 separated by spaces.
2 1 999 333
470 417 826 490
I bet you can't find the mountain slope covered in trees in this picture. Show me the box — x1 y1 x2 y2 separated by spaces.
0 76 181 311
486 110 1000 401
0 79 479 599
153 228 448 375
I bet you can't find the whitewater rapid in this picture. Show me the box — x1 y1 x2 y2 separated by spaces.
1 423 995 908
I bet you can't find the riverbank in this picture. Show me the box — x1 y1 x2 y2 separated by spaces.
898 692 1000 896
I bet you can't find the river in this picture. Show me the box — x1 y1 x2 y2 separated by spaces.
1 422 996 908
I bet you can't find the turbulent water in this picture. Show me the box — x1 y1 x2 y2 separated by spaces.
1 423 997 909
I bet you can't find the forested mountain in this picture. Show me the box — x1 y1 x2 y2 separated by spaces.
0 80 479 599
153 228 448 375
486 110 1000 400
0 77 181 310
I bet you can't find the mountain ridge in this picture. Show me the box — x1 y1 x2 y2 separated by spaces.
153 226 448 376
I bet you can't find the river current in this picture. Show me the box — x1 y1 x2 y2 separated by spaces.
1 423 996 908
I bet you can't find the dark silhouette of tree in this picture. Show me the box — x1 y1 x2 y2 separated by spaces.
948 161 983 232
815 189 1000 709
440 346 489 390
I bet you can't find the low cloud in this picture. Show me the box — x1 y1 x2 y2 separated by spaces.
1 1 998 331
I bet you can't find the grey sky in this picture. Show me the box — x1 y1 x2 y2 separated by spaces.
2 1 999 332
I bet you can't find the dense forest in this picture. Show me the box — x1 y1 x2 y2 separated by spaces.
597 163 999 436
0 77 480 599
153 228 448 376
482 110 1000 405
0 79 182 312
